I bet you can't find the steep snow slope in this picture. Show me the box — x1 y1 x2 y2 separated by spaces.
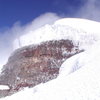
13 18 100 50
1 41 100 100
34 41 100 100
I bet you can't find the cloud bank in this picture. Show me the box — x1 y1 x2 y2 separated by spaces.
76 0 100 21
0 12 60 71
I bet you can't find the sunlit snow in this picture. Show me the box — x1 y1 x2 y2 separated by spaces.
13 18 100 50
55 18 100 33
0 85 10 90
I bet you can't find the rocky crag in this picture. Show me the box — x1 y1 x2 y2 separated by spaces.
0 39 81 97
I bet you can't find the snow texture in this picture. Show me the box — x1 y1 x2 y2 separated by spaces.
0 85 10 90
13 18 100 51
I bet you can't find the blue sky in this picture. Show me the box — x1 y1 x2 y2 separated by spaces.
0 0 86 28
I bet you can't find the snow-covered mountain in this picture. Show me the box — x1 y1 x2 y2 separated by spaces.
13 18 100 50
1 18 100 100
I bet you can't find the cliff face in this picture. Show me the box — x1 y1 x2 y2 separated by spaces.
0 39 81 97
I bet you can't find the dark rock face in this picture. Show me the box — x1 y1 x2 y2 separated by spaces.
0 39 81 97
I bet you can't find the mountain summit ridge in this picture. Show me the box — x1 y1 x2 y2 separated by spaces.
13 18 100 50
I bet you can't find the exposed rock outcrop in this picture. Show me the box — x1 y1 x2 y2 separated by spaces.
0 39 81 97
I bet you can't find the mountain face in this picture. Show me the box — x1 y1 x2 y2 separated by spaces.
0 39 81 97
30 42 100 100
0 18 100 99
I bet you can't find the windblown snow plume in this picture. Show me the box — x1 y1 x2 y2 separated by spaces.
0 12 60 72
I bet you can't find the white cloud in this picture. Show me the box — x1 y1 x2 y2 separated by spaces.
76 0 100 21
0 12 60 71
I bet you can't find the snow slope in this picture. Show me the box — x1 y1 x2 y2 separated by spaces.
13 18 100 50
31 42 100 100
55 18 100 33
1 41 100 100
